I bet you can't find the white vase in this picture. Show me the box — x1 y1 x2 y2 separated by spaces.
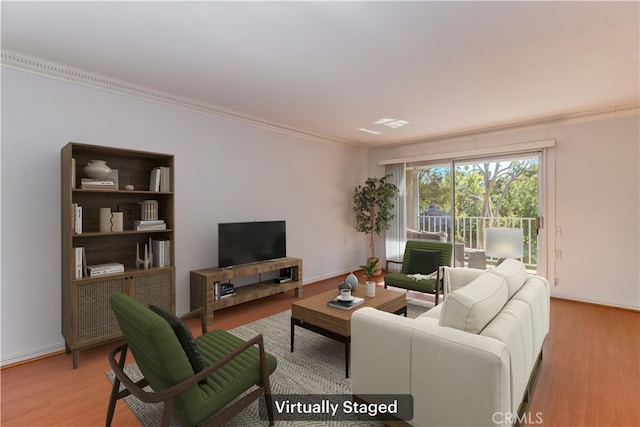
345 272 358 290
365 281 376 297
84 160 112 179
99 208 112 232
111 212 124 232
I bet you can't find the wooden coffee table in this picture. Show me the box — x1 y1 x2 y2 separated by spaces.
290 286 406 378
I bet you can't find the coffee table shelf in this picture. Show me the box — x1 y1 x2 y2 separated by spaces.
291 286 406 378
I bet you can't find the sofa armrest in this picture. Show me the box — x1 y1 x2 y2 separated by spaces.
410 318 512 427
352 308 513 427
443 266 486 294
351 307 417 396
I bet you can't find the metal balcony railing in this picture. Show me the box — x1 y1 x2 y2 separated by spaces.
417 215 538 269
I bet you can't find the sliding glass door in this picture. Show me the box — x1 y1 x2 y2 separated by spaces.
405 152 542 273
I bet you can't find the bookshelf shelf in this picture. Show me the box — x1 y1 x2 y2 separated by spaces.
72 229 174 237
61 142 176 368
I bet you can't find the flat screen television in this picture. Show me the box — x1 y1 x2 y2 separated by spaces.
218 221 286 268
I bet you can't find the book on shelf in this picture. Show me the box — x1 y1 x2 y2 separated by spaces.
81 178 117 190
149 167 161 192
87 262 125 277
160 166 171 192
135 220 165 226
73 203 82 234
71 158 76 189
214 282 235 300
327 296 364 311
135 223 167 231
219 291 236 299
152 239 171 267
149 166 171 192
74 247 85 279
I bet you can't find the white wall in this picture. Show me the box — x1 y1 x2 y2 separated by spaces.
0 67 369 365
370 112 640 310
3 65 637 366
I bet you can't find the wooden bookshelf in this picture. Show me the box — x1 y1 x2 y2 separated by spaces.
61 142 175 368
190 257 303 323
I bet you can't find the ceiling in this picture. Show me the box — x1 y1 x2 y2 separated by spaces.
2 1 639 148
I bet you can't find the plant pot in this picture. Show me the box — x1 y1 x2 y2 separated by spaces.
367 257 382 277
365 281 376 297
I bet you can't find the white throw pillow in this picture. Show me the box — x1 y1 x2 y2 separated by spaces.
489 258 528 298
439 271 508 334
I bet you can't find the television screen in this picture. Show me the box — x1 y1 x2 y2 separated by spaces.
218 221 286 268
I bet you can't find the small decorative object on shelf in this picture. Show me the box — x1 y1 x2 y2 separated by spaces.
361 259 381 297
99 208 124 232
136 242 151 269
83 159 112 179
99 208 111 232
111 212 123 232
140 199 159 221
338 281 351 292
345 272 358 290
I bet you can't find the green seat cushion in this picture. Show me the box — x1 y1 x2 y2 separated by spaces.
173 329 278 426
385 272 438 293
407 249 440 275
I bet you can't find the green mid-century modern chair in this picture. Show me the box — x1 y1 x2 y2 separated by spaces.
384 240 453 305
106 293 277 427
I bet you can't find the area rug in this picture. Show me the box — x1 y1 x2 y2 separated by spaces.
106 300 429 426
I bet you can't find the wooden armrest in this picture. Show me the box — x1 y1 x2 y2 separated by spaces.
385 259 403 271
108 333 269 405
180 307 207 334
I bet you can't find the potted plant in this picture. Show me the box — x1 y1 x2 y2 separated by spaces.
360 259 381 297
352 174 399 276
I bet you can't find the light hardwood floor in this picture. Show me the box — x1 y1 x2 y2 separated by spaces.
1 275 638 426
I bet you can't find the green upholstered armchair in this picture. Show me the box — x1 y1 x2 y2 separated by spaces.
106 293 277 427
384 240 453 305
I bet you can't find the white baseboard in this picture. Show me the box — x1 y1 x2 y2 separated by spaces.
1 342 65 367
303 268 362 286
551 291 640 311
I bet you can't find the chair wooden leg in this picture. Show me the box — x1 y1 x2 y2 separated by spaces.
106 345 128 427
105 377 120 427
258 337 275 426
160 398 174 427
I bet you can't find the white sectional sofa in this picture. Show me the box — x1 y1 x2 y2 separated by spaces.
351 259 550 427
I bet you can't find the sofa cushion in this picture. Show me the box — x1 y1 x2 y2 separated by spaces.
149 305 207 383
407 249 440 275
439 271 508 333
489 258 528 298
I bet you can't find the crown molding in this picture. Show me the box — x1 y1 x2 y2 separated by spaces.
3 49 637 151
1 49 361 148
376 103 640 150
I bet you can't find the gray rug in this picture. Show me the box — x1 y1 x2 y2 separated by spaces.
106 300 429 426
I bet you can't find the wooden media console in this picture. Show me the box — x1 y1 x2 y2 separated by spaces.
190 257 303 323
